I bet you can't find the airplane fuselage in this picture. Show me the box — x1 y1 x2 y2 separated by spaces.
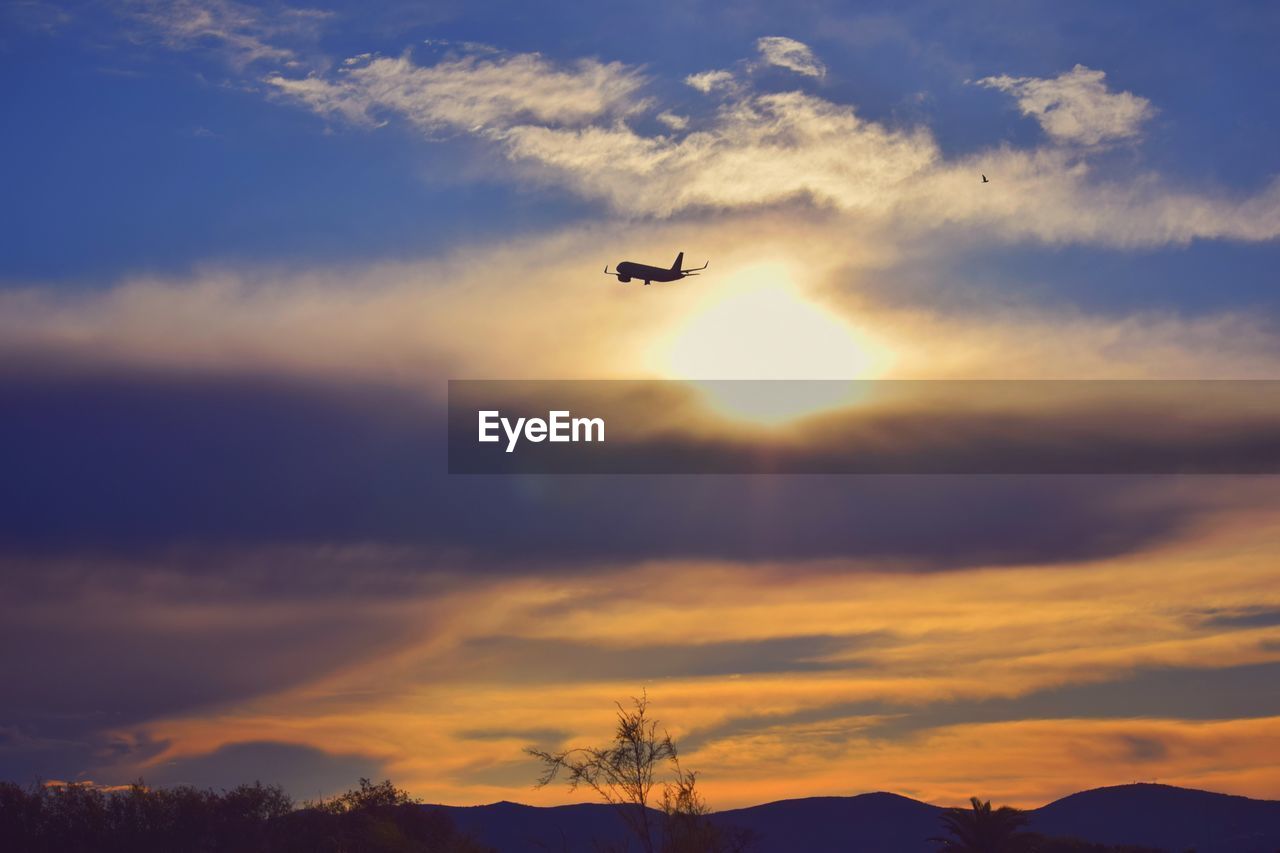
614 261 683 284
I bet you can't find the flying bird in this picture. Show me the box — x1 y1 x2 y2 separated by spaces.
982 174 989 183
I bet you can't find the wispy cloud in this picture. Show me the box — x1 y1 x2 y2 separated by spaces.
498 90 939 216
977 64 1156 146
267 49 649 135
255 37 1280 247
122 0 328 69
3 217 1277 385
656 110 689 130
756 36 827 77
102 526 1280 806
113 7 1280 248
684 69 736 93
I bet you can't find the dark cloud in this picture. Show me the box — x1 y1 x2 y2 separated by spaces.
1195 607 1280 630
449 379 1280 474
0 365 1230 569
437 633 876 683
455 727 572 745
0 560 424 787
682 661 1280 751
0 731 384 797
0 361 1265 788
143 741 384 799
0 587 418 727
1112 734 1168 763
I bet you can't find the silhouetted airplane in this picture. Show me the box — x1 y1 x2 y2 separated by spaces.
604 252 707 285
982 174 989 183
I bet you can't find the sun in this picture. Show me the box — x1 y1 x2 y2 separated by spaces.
652 261 892 424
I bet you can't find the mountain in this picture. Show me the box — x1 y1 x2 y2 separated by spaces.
433 784 1280 853
1028 783 1280 853
708 792 943 852
441 800 643 852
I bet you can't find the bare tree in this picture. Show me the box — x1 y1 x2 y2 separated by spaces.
528 692 673 853
528 692 752 853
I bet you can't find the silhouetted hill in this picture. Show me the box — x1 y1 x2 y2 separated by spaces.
434 784 1280 853
1028 783 1280 853
443 801 638 852
709 791 942 852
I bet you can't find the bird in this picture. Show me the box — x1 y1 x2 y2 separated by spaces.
981 174 989 183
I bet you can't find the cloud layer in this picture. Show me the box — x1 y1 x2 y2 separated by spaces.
257 42 1280 247
268 51 648 135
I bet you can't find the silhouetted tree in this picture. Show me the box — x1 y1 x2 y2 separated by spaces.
528 692 752 853
0 777 490 853
529 693 672 853
276 778 492 853
660 767 754 853
932 796 1034 853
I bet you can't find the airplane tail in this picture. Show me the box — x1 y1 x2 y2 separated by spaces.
671 252 684 272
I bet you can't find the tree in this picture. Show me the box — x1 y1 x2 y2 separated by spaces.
282 778 493 853
0 777 490 853
933 797 1034 853
659 767 752 853
528 692 752 853
528 692 673 853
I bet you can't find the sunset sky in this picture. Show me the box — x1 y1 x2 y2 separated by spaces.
3 0 1280 810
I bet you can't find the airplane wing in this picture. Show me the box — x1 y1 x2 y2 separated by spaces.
683 261 709 273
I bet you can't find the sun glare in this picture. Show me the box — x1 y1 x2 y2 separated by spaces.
655 261 892 424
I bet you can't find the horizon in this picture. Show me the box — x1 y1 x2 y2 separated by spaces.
419 781 1280 813
3 0 1280 819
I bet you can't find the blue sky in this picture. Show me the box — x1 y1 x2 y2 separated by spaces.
4 0 1280 309
3 0 1280 809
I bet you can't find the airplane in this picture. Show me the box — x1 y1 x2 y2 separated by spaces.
604 252 707 285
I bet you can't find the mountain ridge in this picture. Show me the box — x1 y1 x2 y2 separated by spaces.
430 783 1280 852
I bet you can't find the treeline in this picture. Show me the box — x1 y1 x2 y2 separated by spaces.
0 777 491 853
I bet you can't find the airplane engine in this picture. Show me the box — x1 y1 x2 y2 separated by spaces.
617 275 631 282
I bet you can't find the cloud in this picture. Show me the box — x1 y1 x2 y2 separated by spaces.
123 0 328 69
0 554 427 726
684 69 735 93
143 741 384 797
107 523 1280 805
656 110 688 131
698 714 1280 809
756 36 826 77
267 49 648 135
496 92 1280 245
2 212 1278 386
1196 607 1280 630
438 633 875 683
112 9 1278 247
499 91 939 217
3 0 71 36
3 447 1277 800
977 64 1156 146
0 367 1213 567
259 37 1280 248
